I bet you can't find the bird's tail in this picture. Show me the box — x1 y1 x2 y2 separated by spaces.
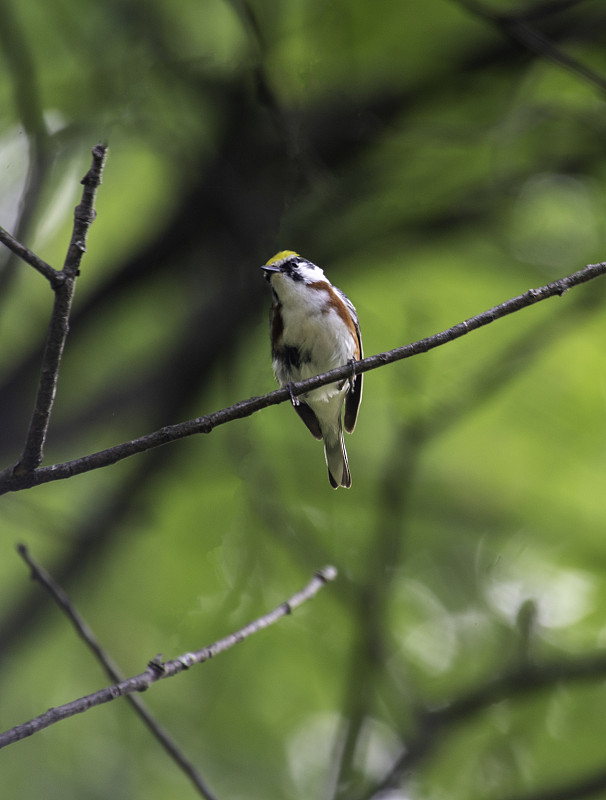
323 421 351 489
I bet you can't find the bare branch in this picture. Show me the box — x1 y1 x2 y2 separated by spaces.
10 143 107 477
62 143 107 277
17 544 219 800
0 225 59 285
0 259 604 495
0 565 337 750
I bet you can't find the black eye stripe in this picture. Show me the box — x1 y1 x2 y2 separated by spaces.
276 259 300 280
283 257 315 281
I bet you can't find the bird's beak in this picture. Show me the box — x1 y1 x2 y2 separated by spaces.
262 265 281 282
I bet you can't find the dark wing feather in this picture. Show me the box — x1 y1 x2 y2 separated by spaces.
343 297 363 434
294 401 323 440
344 372 362 433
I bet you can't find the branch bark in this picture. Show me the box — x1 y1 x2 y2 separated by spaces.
0 226 59 284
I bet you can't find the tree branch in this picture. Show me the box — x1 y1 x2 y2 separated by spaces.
10 143 107 477
0 564 337 750
0 259 604 495
62 144 107 278
17 544 219 800
0 226 59 285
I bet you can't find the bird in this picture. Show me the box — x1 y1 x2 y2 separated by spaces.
261 251 363 488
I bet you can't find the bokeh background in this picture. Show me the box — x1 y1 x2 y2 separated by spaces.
2 1 606 798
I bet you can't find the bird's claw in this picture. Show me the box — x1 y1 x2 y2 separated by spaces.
287 382 300 407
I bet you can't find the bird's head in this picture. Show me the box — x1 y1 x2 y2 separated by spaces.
262 251 327 288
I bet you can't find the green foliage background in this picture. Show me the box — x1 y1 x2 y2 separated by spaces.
2 1 606 798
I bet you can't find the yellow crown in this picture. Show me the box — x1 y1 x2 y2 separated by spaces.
265 250 299 266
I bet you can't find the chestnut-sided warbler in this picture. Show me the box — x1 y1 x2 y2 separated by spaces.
262 251 363 488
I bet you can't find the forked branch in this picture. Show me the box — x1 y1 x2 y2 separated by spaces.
5 143 107 477
0 563 337 751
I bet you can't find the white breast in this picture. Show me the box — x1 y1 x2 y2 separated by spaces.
276 278 356 402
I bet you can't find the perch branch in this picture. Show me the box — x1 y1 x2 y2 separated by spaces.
0 259 604 495
0 564 337 750
17 544 219 800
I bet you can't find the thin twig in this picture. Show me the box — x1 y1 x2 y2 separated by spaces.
62 143 107 277
0 565 337 750
16 544 219 800
11 143 107 477
0 226 59 285
0 259 604 495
